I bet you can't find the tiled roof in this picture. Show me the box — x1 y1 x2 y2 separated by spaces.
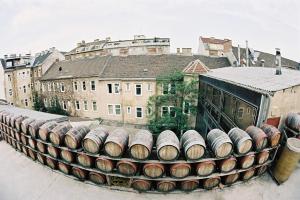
32 51 52 67
183 59 210 74
200 37 231 44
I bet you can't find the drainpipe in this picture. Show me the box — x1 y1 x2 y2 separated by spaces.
238 45 241 67
246 40 249 67
257 93 272 127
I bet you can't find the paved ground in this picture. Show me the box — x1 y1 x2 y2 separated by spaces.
0 141 299 200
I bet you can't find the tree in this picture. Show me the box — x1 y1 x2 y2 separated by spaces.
46 96 69 116
32 91 46 112
147 71 199 136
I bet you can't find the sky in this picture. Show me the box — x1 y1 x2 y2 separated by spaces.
0 0 299 61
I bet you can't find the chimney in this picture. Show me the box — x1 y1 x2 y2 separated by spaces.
81 40 85 45
77 42 82 47
246 40 249 67
237 44 241 67
275 48 282 75
182 48 192 55
261 59 265 67
177 48 181 54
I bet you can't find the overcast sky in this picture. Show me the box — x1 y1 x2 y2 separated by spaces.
0 0 299 61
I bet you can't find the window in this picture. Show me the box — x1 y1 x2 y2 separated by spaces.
82 81 86 91
135 84 142 96
8 75 11 81
162 83 169 95
161 106 176 117
169 83 176 94
126 83 130 91
49 99 52 107
91 81 96 91
48 83 51 91
62 101 67 110
147 107 152 115
162 83 176 94
170 106 176 117
42 83 45 92
108 104 121 115
60 82 65 92
114 83 120 94
107 84 112 93
24 99 28 107
44 99 48 107
136 107 143 118
115 105 121 115
52 83 56 92
83 101 88 111
127 106 131 114
23 85 26 93
8 89 12 96
92 101 97 111
247 107 251 114
108 105 114 115
183 102 191 114
147 83 152 91
75 100 80 110
73 81 78 91
161 106 169 117
238 107 244 119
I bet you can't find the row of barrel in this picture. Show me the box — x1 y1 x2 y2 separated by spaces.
1 132 269 192
0 111 281 162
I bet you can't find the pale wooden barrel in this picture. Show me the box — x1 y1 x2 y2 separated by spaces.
47 145 60 158
157 181 176 192
95 157 115 172
202 177 220 189
129 130 153 160
10 115 23 128
132 179 151 191
207 129 233 158
89 172 106 184
58 162 71 174
72 167 87 180
219 156 237 173
28 120 46 138
15 116 28 132
21 118 35 135
180 130 206 160
46 157 57 169
181 180 199 191
5 113 13 125
170 163 191 178
82 127 109 154
241 168 255 181
39 121 58 141
20 134 27 145
285 113 300 132
49 123 72 146
37 153 46 164
260 124 281 147
16 143 22 151
104 128 129 157
239 154 255 169
228 127 253 155
28 138 36 149
245 126 268 151
116 160 138 176
28 149 36 160
256 150 270 164
77 153 93 167
60 149 75 163
65 125 90 149
196 160 216 176
143 163 165 178
37 141 47 153
222 173 240 185
156 130 180 161
256 165 268 175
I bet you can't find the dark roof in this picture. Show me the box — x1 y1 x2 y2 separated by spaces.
0 59 6 69
232 46 299 69
32 51 52 67
200 37 231 44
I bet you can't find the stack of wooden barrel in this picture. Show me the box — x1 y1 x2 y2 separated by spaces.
0 108 281 193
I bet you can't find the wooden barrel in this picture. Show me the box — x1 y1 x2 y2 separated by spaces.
77 153 93 167
180 130 206 160
245 126 268 151
170 163 191 178
28 120 46 138
104 128 129 157
132 179 151 191
65 125 90 149
256 150 270 164
157 181 176 192
129 130 153 160
10 115 23 128
95 157 115 172
89 172 106 184
5 113 13 125
272 138 300 183
37 141 47 153
222 173 240 185
256 165 268 176
239 154 255 169
285 113 300 132
58 162 71 174
180 180 199 191
156 130 180 161
28 138 36 149
28 149 36 160
21 118 35 135
143 163 165 178
60 149 75 163
37 153 46 164
116 160 138 176
46 157 57 169
207 129 233 158
241 169 255 181
16 143 22 151
20 134 27 145
260 124 281 147
196 160 216 176
47 145 60 158
82 127 109 154
219 156 237 173
72 167 87 180
15 116 28 132
39 121 58 141
49 123 72 146
228 127 253 155
202 177 220 189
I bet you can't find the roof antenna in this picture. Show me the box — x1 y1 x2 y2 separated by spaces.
275 48 282 75
237 44 241 67
246 40 249 67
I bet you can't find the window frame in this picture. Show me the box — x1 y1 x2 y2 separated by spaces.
73 81 78 91
92 101 97 111
136 107 143 118
75 100 80 110
90 80 96 91
135 84 142 96
60 82 65 92
82 81 86 91
127 106 131 114
83 100 88 111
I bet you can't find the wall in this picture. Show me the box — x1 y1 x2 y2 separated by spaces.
0 65 5 100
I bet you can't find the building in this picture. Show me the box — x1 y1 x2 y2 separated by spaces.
198 36 232 57
0 59 6 100
65 35 170 60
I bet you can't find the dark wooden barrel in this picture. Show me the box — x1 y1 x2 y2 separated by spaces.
245 126 268 151
77 153 93 167
202 177 220 189
15 116 28 132
170 163 191 178
10 115 23 128
228 127 253 155
285 113 300 132
256 150 270 164
196 160 216 176
104 128 129 157
219 156 237 173
95 157 115 172
47 145 60 158
21 118 35 135
239 154 255 169
65 125 90 149
28 149 36 160
89 172 106 185
129 130 153 160
39 121 58 141
180 130 206 160
260 124 281 147
157 181 176 192
222 173 240 185
181 180 199 191
37 153 46 164
58 162 71 174
82 127 109 154
46 157 57 169
49 123 72 146
256 165 268 175
20 134 27 145
37 141 47 153
28 120 46 138
72 167 87 180
28 138 36 149
132 179 151 191
143 163 165 178
241 168 255 181
207 129 233 158
60 149 75 163
116 160 138 176
156 130 180 161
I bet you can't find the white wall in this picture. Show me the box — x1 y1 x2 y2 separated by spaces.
0 64 5 100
